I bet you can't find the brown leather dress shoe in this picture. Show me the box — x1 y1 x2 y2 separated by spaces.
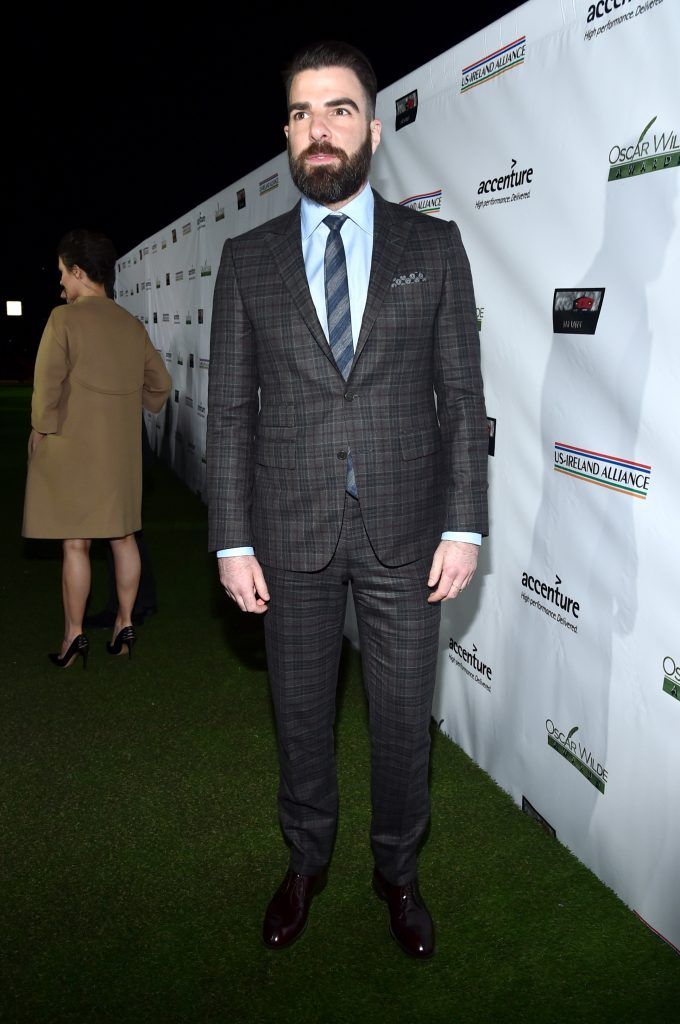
373 868 436 959
262 870 323 949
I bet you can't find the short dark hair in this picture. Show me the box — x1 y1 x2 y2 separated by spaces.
283 41 378 119
58 229 117 290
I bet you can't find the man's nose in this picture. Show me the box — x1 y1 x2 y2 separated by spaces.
309 114 331 140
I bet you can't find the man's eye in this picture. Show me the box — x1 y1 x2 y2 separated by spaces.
291 111 307 121
333 108 350 116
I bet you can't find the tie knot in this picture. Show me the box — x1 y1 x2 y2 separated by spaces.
323 214 347 233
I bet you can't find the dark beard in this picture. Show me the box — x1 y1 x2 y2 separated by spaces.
288 129 373 205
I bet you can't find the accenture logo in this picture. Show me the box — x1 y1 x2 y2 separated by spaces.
399 189 442 215
448 638 492 692
520 571 580 634
554 442 651 499
461 36 526 93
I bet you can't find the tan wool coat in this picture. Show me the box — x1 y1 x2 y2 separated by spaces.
23 296 172 539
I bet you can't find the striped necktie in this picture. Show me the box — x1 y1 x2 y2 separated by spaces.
324 214 357 497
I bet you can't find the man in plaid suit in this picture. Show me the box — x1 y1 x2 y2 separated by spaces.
207 41 488 959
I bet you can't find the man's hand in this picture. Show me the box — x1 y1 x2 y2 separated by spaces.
218 555 270 614
427 540 478 603
28 429 45 457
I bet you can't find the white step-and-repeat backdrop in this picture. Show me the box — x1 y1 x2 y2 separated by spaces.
116 0 680 948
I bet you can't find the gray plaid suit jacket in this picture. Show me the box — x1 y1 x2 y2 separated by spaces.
207 189 488 570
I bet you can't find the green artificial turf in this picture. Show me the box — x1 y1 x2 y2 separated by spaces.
2 385 679 1023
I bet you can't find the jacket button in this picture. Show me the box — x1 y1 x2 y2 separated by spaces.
337 450 347 461
344 391 356 401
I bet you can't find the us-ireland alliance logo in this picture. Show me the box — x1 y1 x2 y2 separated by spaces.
554 443 651 499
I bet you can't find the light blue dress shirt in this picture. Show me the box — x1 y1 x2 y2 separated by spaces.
217 183 481 557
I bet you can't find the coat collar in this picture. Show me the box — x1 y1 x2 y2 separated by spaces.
265 189 414 375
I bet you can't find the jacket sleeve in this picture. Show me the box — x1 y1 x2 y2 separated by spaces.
433 221 489 536
142 334 172 412
31 310 69 434
206 238 258 552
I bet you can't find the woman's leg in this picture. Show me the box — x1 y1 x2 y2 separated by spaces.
109 534 141 635
61 539 92 653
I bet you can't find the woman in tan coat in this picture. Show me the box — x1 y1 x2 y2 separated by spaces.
23 230 172 668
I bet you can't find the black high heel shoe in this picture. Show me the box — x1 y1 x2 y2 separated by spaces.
107 626 137 660
48 634 89 670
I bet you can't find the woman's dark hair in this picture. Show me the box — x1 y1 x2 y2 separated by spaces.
283 41 378 120
58 229 117 289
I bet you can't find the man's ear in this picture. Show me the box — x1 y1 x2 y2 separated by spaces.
283 124 289 140
369 118 382 153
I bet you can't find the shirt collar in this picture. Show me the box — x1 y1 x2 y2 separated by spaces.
300 182 374 240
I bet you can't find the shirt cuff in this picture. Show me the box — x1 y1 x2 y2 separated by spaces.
441 532 482 546
216 547 255 558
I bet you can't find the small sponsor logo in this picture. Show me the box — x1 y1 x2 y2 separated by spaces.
201 450 207 464
182 222 192 236
174 389 179 403
584 0 663 42
662 655 680 702
395 89 418 130
237 188 246 210
184 395 193 408
172 229 177 244
175 270 184 282
448 638 492 692
487 417 496 456
199 357 209 370
197 402 207 417
200 261 212 278
475 158 533 210
152 243 158 255
476 306 484 331
186 312 192 325
215 203 225 222
196 212 206 230
259 172 279 195
165 272 170 286
553 288 605 334
545 719 608 794
165 350 172 360
554 442 651 499
173 313 180 325
162 314 170 324
198 309 204 325
461 36 526 93
153 312 158 324
188 266 196 281
156 278 161 289
162 238 167 250
520 571 580 634
399 189 442 215
608 115 680 181
189 353 195 368
143 246 149 257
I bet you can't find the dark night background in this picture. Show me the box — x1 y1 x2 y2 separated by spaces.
4 3 525 378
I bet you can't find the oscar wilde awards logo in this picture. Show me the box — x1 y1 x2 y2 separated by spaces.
545 720 608 794
395 89 418 131
399 190 442 215
608 116 679 181
584 0 664 42
461 36 526 93
662 655 680 703
448 639 492 693
520 570 580 634
475 159 534 211
553 289 605 334
554 442 651 499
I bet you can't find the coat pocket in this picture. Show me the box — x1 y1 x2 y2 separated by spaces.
400 432 441 461
255 439 296 469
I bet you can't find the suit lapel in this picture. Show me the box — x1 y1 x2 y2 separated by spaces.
266 202 337 370
353 191 413 367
